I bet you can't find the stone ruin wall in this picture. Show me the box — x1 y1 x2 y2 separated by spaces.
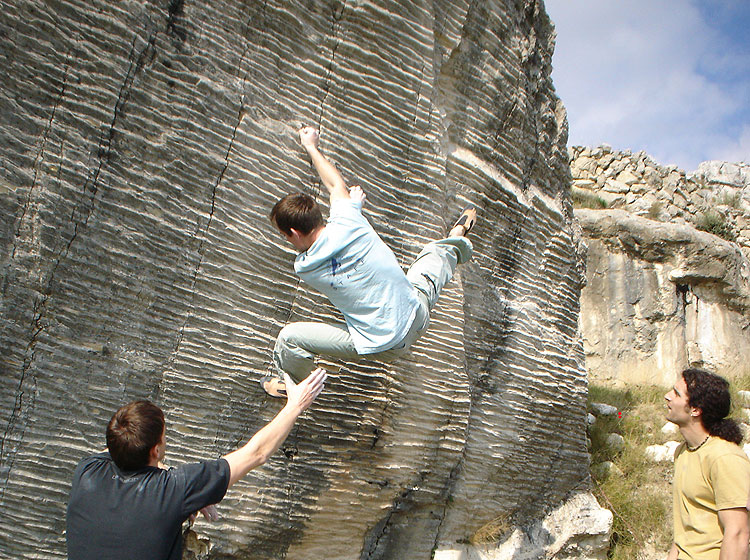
571 146 750 386
0 1 611 559
570 145 750 254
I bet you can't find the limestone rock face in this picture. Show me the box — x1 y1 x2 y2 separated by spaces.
577 208 750 386
570 146 750 254
0 1 602 559
572 146 750 386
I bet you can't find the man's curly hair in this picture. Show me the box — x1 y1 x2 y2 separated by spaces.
682 368 743 444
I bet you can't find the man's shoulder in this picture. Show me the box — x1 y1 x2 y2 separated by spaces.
74 452 112 473
167 457 230 487
81 451 111 462
169 457 228 475
705 437 747 456
330 197 363 213
701 437 750 471
710 438 750 464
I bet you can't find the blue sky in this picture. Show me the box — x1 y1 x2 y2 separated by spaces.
544 0 750 171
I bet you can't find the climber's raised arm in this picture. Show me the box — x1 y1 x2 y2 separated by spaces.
299 126 350 202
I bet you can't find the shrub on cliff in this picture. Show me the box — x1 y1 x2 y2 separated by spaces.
695 211 737 242
572 187 608 209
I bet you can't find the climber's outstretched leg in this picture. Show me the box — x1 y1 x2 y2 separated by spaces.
406 205 476 311
261 321 359 397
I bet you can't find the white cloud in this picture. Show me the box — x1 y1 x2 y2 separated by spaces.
545 0 750 170
710 125 750 164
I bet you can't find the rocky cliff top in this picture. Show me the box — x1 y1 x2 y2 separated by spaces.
572 145 750 386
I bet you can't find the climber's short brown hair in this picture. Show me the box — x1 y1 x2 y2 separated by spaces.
270 193 324 235
106 400 165 471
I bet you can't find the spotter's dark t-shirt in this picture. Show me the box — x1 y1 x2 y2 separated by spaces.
66 452 230 560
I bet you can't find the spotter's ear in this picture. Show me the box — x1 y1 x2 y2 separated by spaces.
149 443 160 462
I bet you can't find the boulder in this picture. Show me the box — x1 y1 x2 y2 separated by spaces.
661 422 679 435
645 441 681 462
433 492 612 560
591 403 618 416
0 1 606 558
606 433 625 453
737 390 750 408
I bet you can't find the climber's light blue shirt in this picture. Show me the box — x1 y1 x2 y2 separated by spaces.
294 198 420 354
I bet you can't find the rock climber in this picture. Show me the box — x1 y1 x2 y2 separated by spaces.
260 126 476 397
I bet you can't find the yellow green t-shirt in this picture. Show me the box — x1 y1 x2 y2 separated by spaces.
673 436 750 560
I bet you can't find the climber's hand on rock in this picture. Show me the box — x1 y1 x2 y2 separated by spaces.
299 126 320 149
349 185 366 206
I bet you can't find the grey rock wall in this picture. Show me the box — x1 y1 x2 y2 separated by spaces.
0 1 601 558
570 146 750 254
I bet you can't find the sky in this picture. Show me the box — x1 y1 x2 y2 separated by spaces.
544 0 750 172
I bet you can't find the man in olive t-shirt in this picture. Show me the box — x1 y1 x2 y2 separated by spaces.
664 368 750 560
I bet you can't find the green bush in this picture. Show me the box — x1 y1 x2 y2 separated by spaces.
716 191 741 208
572 188 608 209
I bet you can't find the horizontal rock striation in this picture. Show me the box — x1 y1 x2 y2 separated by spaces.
573 146 750 386
0 1 603 558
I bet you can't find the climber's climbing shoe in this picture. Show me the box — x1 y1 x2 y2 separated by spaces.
259 375 287 398
452 205 477 235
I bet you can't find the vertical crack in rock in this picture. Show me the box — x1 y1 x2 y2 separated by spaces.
2 23 158 498
360 472 428 560
166 0 187 43
235 0 308 337
1 50 73 500
430 458 465 555
477 218 527 384
159 101 244 389
235 1 264 82
12 54 71 259
319 1 346 127
0 313 40 503
61 30 156 274
518 2 543 194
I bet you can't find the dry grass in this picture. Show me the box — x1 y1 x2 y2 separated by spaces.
588 384 673 559
470 510 515 545
572 188 608 209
